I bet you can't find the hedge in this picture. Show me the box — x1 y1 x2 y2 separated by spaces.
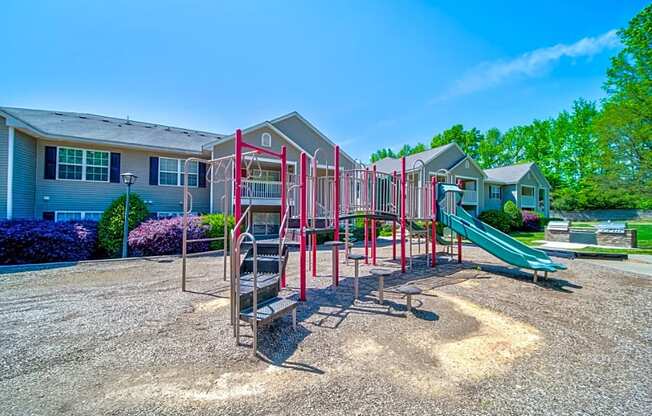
0 220 98 265
478 210 512 233
128 216 209 256
203 213 237 250
98 193 149 257
503 201 523 230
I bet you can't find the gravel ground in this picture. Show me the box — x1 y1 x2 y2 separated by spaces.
1 243 650 415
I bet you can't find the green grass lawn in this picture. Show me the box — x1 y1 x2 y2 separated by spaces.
506 221 652 255
509 231 544 246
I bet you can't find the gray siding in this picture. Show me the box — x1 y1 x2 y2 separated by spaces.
272 115 355 169
423 145 466 175
13 130 36 218
0 117 7 219
210 120 354 213
35 139 210 218
483 183 503 211
449 158 485 212
211 126 302 213
502 184 517 205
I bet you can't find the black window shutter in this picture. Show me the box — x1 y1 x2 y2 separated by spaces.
43 211 55 221
198 162 207 188
149 157 159 185
44 146 57 179
109 153 121 183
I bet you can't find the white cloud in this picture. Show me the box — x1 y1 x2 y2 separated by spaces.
443 29 620 98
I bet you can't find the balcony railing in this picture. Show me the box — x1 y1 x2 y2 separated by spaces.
520 195 536 207
461 189 478 204
240 180 282 199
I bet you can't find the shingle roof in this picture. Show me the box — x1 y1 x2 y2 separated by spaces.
0 107 224 153
372 143 456 173
484 162 535 183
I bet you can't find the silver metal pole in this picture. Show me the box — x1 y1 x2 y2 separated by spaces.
121 184 130 258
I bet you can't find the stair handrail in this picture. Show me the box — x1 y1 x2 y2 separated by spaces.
232 231 259 356
230 204 253 326
279 184 300 277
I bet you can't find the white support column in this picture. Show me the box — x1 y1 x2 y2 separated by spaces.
6 127 14 219
209 148 214 213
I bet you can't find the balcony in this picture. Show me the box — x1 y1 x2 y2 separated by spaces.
461 189 478 204
239 180 284 205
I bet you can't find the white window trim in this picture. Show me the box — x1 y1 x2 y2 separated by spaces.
54 210 103 222
261 132 272 148
520 185 535 197
489 185 501 200
158 157 199 188
56 146 111 183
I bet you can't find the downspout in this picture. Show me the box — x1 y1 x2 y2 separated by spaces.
7 127 14 219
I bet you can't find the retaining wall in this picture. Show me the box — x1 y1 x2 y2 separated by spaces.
551 209 652 221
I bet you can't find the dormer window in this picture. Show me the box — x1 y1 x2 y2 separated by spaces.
261 132 272 147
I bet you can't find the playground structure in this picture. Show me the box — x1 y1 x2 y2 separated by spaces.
179 129 566 355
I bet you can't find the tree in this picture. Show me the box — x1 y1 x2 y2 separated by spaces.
430 124 484 160
595 4 652 197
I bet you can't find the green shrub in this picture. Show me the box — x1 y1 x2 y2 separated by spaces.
202 213 236 250
98 194 149 257
503 201 523 230
479 209 512 233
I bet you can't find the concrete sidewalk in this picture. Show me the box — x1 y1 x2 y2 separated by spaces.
580 255 652 278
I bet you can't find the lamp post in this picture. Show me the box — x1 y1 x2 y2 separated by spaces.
121 172 138 258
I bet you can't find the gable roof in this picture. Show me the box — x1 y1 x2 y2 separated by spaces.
205 120 306 154
203 111 357 166
372 143 457 173
448 155 488 178
484 162 551 187
0 107 223 154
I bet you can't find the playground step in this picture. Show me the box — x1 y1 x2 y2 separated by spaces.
239 272 280 311
239 296 297 324
242 256 282 274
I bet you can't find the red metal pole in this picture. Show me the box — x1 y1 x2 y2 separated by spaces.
392 170 397 260
300 152 307 301
334 146 340 286
371 164 377 265
456 178 462 264
431 175 437 267
401 157 406 273
234 129 242 242
280 145 287 287
311 152 317 278
364 167 369 264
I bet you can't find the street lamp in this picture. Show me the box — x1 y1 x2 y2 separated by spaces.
120 172 138 258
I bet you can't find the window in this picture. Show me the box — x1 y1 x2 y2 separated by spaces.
521 186 535 197
57 147 109 182
489 185 501 200
55 211 102 222
159 157 198 187
251 169 281 182
261 132 272 147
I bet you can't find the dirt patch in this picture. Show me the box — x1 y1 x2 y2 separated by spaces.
343 292 542 397
194 298 230 313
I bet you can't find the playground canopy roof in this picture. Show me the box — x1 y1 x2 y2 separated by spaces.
0 106 224 154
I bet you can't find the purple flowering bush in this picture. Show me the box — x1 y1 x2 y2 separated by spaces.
0 220 98 264
128 216 209 256
521 211 542 231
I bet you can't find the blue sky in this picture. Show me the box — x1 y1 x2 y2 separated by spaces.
1 1 647 161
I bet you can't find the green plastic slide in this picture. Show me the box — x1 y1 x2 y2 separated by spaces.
437 184 566 273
